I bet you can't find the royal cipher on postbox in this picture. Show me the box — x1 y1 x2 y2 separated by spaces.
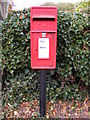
30 6 57 69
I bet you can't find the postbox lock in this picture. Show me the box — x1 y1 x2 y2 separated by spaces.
42 32 46 37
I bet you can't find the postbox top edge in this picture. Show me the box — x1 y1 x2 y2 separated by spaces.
31 6 57 9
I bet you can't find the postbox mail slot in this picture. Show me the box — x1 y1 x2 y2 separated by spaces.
33 18 55 21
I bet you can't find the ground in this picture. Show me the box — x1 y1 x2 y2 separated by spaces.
3 97 89 119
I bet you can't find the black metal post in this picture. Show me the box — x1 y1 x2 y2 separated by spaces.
40 70 47 117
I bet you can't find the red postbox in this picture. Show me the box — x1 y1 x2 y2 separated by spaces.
30 6 57 69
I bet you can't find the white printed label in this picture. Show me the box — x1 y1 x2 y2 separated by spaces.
38 38 49 59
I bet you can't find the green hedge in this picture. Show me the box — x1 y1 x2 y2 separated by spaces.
2 9 89 107
57 11 89 85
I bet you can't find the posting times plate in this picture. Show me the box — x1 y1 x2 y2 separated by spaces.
38 38 49 59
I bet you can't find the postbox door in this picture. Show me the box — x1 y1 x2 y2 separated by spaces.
31 32 56 69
